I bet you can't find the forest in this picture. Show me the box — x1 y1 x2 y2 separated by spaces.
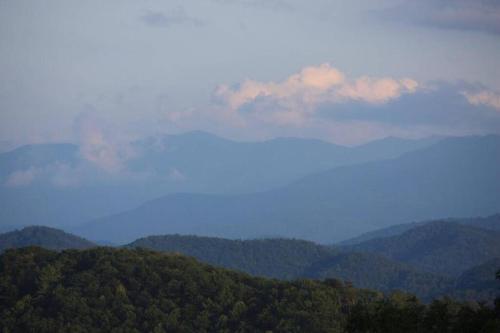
0 247 498 332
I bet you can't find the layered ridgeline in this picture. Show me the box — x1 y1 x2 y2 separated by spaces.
0 224 498 302
452 258 500 301
0 132 438 230
128 236 338 280
127 235 453 299
344 221 500 277
78 135 500 243
341 214 500 245
127 217 500 301
1 247 498 333
0 226 95 252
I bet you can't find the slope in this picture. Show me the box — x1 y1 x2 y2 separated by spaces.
0 226 96 252
346 221 500 276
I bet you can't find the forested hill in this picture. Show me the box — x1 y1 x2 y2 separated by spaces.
127 234 495 301
0 226 96 252
127 236 337 279
1 225 498 302
340 214 500 245
451 258 500 301
346 221 500 277
303 252 453 300
1 247 498 332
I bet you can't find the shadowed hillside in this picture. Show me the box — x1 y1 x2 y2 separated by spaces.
0 226 95 252
1 247 498 332
340 214 500 245
346 221 500 276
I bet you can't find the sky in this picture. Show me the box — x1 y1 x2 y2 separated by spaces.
1 0 500 146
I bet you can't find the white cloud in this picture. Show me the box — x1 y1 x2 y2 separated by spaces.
337 77 418 104
156 66 500 145
214 63 419 126
463 90 500 110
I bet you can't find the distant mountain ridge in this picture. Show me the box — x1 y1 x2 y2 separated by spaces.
77 135 500 243
0 131 440 230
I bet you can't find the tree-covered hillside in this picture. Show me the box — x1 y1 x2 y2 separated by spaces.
1 226 498 303
304 252 453 300
0 226 95 252
128 235 337 279
127 234 484 301
340 214 500 245
0 247 498 333
346 221 500 276
451 258 500 302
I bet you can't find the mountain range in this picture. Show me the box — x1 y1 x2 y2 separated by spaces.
76 135 500 243
2 217 498 302
0 131 439 230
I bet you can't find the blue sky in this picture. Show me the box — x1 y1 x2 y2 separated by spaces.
1 0 500 146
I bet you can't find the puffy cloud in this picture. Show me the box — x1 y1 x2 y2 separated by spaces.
215 64 344 110
156 65 500 145
464 90 500 110
214 63 418 126
337 77 418 104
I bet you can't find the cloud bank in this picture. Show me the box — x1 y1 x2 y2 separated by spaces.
213 63 418 127
161 64 500 144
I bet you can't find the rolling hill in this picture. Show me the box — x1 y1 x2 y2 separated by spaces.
451 258 500 301
0 226 95 252
127 233 487 301
346 221 500 276
303 252 453 300
128 235 337 280
340 214 500 245
0 225 497 302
